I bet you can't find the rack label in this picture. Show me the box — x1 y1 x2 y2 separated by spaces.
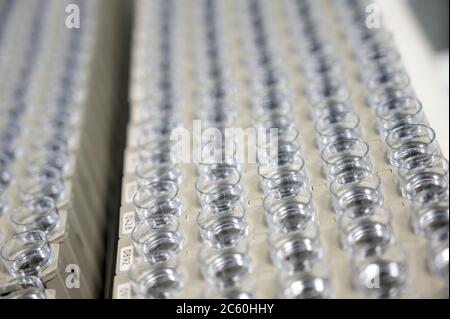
122 212 135 235
119 246 134 272
116 282 131 299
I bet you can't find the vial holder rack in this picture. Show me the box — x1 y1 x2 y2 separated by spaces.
0 0 130 298
113 0 448 299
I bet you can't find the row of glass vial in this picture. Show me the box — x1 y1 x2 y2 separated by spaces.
191 0 254 299
0 0 96 298
243 0 334 299
334 0 448 290
288 0 409 298
127 0 185 299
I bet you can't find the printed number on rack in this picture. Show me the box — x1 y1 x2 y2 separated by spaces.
122 212 135 235
119 245 134 272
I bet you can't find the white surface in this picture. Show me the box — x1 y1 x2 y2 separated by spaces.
377 0 449 158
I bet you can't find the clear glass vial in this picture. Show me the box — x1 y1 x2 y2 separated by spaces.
263 187 315 233
375 96 425 138
129 257 182 299
258 155 307 198
199 238 252 290
411 195 449 241
131 214 183 264
0 276 47 299
314 110 360 149
268 222 322 272
351 245 408 299
11 196 60 236
197 203 248 249
133 180 182 220
0 230 53 277
385 123 437 167
338 207 394 257
398 154 449 204
195 165 244 213
277 261 334 299
330 169 383 218
321 138 371 181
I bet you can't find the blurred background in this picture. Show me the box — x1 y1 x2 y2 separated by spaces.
410 0 449 95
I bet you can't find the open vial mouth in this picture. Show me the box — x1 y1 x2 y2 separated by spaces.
11 196 60 236
331 169 383 218
200 240 252 289
412 203 449 241
0 230 53 277
399 154 449 204
263 190 314 233
375 97 424 137
129 258 182 299
133 180 181 219
321 138 371 180
385 124 436 167
132 214 182 263
258 155 307 198
314 115 361 149
195 166 243 213
207 252 251 288
135 160 182 187
0 276 47 299
339 208 393 257
309 99 352 122
197 204 248 249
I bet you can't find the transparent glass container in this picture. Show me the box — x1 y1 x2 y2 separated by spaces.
411 195 449 241
268 222 322 272
277 262 334 299
133 180 182 220
129 257 182 299
258 155 307 198
199 239 252 289
330 169 383 218
0 276 47 299
314 110 360 149
263 187 315 233
132 214 183 264
398 154 449 204
11 196 60 236
195 166 244 213
321 138 371 181
0 230 53 277
352 245 408 298
375 97 425 138
197 203 248 249
385 124 437 167
339 207 394 257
